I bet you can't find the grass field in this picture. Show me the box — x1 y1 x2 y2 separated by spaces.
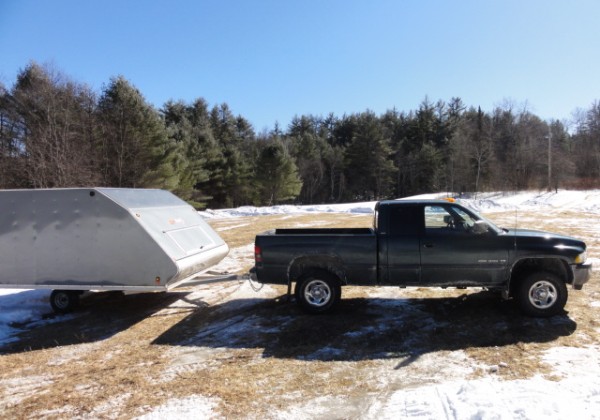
1 210 598 418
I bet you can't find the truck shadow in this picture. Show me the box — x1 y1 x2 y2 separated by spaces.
0 291 186 354
152 290 577 364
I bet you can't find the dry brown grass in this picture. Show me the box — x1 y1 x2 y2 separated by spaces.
0 210 598 418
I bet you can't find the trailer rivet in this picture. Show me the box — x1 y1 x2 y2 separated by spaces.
155 276 161 284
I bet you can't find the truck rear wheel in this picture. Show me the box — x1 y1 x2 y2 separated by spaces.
516 272 567 317
50 290 81 314
295 270 341 314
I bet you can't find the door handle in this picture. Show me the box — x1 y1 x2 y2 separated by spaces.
423 243 434 248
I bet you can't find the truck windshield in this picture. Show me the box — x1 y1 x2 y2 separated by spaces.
456 204 503 234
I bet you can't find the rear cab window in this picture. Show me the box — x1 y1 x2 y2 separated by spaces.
389 205 423 235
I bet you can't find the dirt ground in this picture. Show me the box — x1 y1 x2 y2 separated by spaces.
0 210 598 419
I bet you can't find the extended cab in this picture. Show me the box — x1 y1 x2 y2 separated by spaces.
252 200 591 316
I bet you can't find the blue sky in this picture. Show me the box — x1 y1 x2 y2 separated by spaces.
1 0 598 131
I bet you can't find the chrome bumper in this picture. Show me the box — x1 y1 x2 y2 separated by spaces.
572 262 592 290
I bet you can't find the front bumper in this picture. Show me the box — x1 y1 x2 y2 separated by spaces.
572 262 592 290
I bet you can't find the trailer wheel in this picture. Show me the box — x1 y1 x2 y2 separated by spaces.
516 272 567 317
50 290 81 314
295 270 341 314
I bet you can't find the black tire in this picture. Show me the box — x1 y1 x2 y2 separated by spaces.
50 290 81 314
516 272 567 317
295 270 341 314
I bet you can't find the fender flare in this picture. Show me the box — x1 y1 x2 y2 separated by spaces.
507 256 572 296
286 254 347 285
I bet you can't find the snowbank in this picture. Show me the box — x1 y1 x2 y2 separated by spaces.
199 201 378 218
461 190 600 214
200 189 600 218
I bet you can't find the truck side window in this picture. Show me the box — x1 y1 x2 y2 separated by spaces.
425 205 479 235
389 206 422 235
424 205 466 234
424 205 451 232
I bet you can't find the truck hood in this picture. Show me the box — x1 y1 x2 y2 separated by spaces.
504 228 586 255
505 228 577 241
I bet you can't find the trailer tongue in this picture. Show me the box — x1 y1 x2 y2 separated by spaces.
0 188 230 313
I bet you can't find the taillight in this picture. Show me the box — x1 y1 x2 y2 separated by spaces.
254 245 263 263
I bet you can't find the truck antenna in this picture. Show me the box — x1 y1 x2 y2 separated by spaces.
514 206 518 249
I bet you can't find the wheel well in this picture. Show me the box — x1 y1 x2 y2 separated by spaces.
509 258 570 297
288 256 345 285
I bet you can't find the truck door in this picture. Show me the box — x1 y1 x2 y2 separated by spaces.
419 204 508 286
382 204 423 285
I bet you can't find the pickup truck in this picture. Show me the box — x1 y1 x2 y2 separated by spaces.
252 199 591 317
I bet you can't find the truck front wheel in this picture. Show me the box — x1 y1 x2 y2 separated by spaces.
295 270 341 314
516 272 567 317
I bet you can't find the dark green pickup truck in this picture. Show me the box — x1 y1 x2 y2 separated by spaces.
252 200 591 316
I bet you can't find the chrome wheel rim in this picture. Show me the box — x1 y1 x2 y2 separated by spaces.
528 280 557 309
304 279 332 307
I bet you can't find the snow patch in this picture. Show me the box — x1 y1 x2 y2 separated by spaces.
215 223 250 231
365 376 599 419
135 395 221 419
0 289 52 346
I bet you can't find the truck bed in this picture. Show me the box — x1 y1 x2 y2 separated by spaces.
272 228 374 235
254 227 377 286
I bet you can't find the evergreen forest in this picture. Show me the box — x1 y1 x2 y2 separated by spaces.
1 63 599 208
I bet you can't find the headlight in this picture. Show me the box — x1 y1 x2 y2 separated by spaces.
575 251 587 264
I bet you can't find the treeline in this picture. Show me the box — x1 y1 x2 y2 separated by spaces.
1 63 599 208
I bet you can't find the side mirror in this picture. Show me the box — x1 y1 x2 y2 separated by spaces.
472 220 490 235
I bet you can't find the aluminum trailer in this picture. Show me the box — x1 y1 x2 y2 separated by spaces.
0 188 229 312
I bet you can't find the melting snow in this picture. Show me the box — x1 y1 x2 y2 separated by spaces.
2 189 600 418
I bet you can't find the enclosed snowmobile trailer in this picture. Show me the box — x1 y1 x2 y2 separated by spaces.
0 188 229 312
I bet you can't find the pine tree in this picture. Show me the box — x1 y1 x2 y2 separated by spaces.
344 112 396 200
97 76 172 188
201 104 256 207
255 139 302 205
162 99 215 207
